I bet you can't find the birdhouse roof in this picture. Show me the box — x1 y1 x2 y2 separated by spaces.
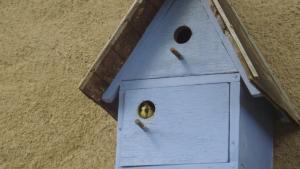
79 0 299 125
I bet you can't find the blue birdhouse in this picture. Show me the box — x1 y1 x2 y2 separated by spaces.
80 0 300 169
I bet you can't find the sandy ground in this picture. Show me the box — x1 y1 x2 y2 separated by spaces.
0 0 133 168
0 0 299 169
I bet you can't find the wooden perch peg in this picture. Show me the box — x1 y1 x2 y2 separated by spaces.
135 119 147 131
170 48 184 60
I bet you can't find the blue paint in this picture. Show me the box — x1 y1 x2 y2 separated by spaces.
114 75 273 169
102 0 239 103
201 0 261 97
120 83 230 166
239 84 274 169
115 74 241 169
101 0 274 168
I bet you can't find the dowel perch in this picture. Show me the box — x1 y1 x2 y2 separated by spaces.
170 47 184 60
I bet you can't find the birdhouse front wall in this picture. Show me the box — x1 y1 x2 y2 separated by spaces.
102 0 246 103
121 0 237 79
115 74 240 169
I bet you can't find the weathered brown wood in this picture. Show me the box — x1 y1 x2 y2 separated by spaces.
219 0 300 124
129 1 158 35
79 72 119 119
149 0 165 10
113 22 140 59
80 72 106 102
96 49 124 77
79 0 166 119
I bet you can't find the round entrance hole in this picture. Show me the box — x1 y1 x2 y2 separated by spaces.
138 101 155 119
174 26 192 44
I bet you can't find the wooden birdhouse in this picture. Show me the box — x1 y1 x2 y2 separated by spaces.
80 0 300 169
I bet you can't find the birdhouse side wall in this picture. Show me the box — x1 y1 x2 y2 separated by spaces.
239 84 274 169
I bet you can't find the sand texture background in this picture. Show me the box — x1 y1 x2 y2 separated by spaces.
0 0 133 168
0 0 299 169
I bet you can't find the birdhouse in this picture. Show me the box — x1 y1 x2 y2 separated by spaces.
80 0 300 169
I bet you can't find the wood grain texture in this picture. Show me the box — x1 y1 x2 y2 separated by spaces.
218 0 300 124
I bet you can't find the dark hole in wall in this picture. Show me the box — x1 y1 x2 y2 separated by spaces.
174 26 192 44
138 101 155 119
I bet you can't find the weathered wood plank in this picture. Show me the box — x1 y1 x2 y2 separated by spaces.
211 0 258 78
80 72 107 103
148 0 165 10
79 0 165 119
112 22 140 59
205 0 261 97
96 49 124 80
129 1 158 35
219 0 299 124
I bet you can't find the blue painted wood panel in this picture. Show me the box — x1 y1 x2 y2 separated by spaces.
102 0 238 102
121 73 240 91
123 0 237 79
119 83 230 166
239 85 274 169
201 0 261 97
